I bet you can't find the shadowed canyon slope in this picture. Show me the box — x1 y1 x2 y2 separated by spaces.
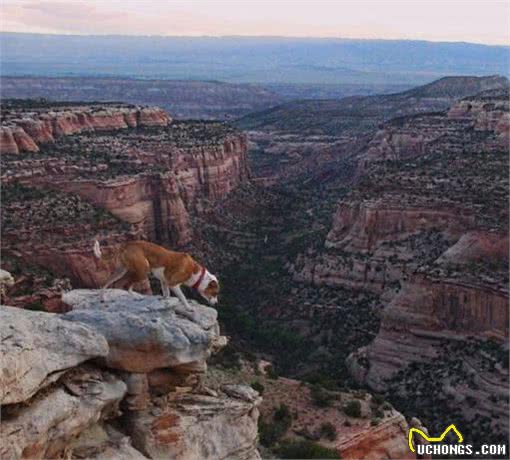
195 81 509 453
237 75 509 135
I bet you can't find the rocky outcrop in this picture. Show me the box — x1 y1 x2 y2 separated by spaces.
288 88 509 447
360 89 509 167
360 272 508 389
447 89 510 144
125 386 261 460
1 291 261 460
207 361 417 460
337 412 413 460
293 200 471 296
0 105 171 154
62 289 223 373
0 306 108 404
1 367 127 460
47 132 249 247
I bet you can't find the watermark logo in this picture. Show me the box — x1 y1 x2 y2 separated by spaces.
408 423 463 453
408 424 507 457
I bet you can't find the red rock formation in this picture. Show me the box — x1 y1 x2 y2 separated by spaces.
0 105 171 153
293 200 474 295
31 134 249 247
360 90 509 168
1 104 249 292
292 90 509 442
338 413 414 460
0 127 20 154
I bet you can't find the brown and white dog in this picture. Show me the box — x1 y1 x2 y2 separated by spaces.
94 240 219 309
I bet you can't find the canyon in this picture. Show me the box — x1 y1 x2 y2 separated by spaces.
1 101 249 295
0 98 418 460
194 80 509 455
291 87 509 447
1 74 509 459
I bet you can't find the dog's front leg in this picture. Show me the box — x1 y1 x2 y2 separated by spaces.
161 281 170 298
171 285 191 310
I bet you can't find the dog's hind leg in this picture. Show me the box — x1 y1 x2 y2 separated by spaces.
100 267 128 302
123 252 150 298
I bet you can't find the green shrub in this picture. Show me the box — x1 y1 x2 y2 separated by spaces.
343 400 362 418
371 393 385 405
266 365 279 380
274 404 291 422
274 440 341 459
258 404 292 447
320 422 337 441
373 408 384 419
251 381 265 395
310 385 334 407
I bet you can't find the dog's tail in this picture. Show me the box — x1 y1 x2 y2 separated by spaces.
93 239 102 259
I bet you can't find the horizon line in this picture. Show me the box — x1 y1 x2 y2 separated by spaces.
1 30 508 48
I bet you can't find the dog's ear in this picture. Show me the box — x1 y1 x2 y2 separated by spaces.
209 280 218 288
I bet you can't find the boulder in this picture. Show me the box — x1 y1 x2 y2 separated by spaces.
62 289 225 373
0 366 126 460
0 306 108 405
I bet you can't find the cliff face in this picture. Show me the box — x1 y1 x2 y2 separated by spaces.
0 291 261 460
359 89 509 167
296 88 508 297
292 89 509 444
0 104 170 154
1 101 249 292
206 358 421 460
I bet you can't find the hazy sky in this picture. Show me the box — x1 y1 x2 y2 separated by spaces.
1 0 509 45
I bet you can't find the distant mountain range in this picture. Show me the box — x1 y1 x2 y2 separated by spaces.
0 77 285 120
236 75 510 134
2 33 509 86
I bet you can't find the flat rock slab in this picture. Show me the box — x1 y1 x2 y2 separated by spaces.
0 305 108 405
62 290 222 373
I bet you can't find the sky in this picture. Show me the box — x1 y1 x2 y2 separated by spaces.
1 0 509 46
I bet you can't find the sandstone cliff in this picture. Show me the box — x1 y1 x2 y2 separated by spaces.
290 89 509 447
0 291 261 460
1 101 249 292
206 356 422 460
0 104 170 154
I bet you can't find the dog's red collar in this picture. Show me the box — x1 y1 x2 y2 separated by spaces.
191 266 206 291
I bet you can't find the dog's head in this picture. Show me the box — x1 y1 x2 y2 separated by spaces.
199 273 220 306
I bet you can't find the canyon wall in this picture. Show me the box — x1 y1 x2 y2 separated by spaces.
292 89 509 441
1 102 249 291
0 104 170 154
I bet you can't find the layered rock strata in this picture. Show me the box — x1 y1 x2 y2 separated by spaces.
0 104 171 154
0 291 261 460
1 101 249 293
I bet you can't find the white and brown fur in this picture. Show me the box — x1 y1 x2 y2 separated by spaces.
94 240 219 309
